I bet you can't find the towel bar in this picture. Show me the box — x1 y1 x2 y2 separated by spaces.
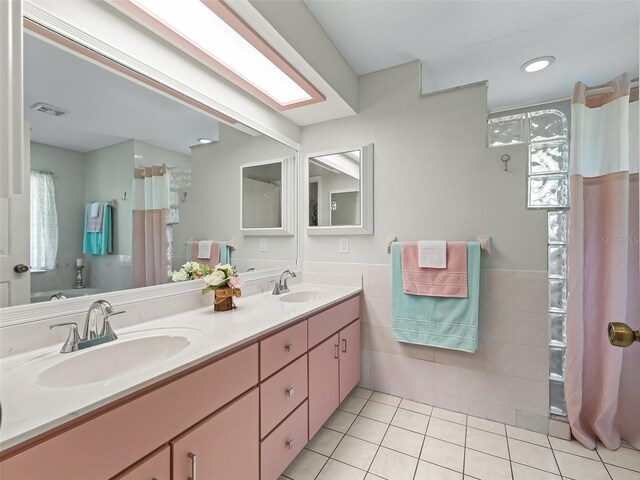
386 235 491 256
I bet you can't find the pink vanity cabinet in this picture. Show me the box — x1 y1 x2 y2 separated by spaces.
112 446 170 480
308 296 361 437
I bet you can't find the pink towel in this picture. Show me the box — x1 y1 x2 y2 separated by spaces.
191 241 220 267
87 202 104 232
401 241 468 298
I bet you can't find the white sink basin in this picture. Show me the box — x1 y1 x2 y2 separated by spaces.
279 290 323 303
37 330 202 388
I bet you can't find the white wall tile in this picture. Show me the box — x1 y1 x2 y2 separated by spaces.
434 392 460 412
488 404 517 426
435 363 460 395
548 419 571 440
516 410 549 434
364 264 391 299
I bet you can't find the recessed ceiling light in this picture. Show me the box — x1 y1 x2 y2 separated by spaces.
114 0 325 110
521 56 555 73
197 138 213 144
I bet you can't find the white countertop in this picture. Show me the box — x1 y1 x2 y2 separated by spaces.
0 283 361 451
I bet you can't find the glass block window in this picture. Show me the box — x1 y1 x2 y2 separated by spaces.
489 102 571 419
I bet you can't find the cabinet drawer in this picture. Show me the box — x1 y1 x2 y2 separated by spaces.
111 445 170 480
260 354 308 437
308 296 360 348
260 320 307 380
260 400 308 480
0 344 258 480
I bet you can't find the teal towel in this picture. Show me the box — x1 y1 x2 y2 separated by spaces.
391 242 480 353
218 241 230 264
83 204 112 255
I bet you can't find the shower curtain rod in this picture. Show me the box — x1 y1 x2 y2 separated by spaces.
585 79 639 97
31 168 55 176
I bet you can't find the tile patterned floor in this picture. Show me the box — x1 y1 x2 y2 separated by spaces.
279 389 640 480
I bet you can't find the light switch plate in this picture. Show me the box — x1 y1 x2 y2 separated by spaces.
339 238 349 254
259 238 268 252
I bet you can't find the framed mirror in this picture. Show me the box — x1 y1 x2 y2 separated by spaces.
241 157 295 236
306 144 374 235
11 29 298 307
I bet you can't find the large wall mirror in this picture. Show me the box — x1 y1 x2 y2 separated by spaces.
306 144 374 235
14 31 297 307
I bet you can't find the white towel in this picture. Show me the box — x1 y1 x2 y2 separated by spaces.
89 202 100 218
197 240 213 259
418 241 447 268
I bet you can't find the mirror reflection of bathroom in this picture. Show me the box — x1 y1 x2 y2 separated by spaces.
241 162 283 229
308 149 361 227
23 33 297 305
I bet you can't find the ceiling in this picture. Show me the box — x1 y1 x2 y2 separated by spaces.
24 34 224 154
303 0 639 110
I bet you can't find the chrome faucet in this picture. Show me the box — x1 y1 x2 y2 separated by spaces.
272 270 297 295
50 300 126 353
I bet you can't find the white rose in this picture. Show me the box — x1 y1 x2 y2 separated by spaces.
172 269 188 282
204 270 226 287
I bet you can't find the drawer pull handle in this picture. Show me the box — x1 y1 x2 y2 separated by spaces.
285 343 293 352
286 386 294 397
286 438 294 450
342 339 347 353
187 452 197 480
334 344 339 359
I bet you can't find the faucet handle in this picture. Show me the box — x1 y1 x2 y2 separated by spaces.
50 322 81 353
99 310 126 339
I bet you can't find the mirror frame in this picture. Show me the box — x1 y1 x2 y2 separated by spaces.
0 3 301 320
240 156 295 236
306 143 373 235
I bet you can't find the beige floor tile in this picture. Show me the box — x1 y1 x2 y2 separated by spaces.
548 437 600 461
364 474 385 480
555 451 611 480
324 409 357 433
307 427 344 457
351 387 374 399
608 464 640 480
506 424 550 447
432 407 467 425
464 449 512 480
316 459 366 480
347 416 389 445
381 425 425 458
466 427 509 459
361 399 397 423
369 446 419 480
339 395 368 415
420 437 464 473
371 391 403 406
391 408 430 434
466 416 505 435
331 435 378 471
282 449 328 480
509 438 559 474
400 398 433 416
426 418 466 446
415 460 463 480
598 444 640 472
512 463 561 480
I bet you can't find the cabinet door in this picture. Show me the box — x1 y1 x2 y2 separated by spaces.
308 333 340 438
339 319 361 403
171 388 259 480
112 446 170 480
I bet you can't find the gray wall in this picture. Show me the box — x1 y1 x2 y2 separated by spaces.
301 61 544 271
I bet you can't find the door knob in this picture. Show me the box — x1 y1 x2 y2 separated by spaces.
13 264 29 273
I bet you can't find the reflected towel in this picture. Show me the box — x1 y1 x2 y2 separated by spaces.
83 204 112 255
198 240 213 259
402 241 468 298
87 202 104 232
391 242 480 353
186 241 221 267
418 240 447 268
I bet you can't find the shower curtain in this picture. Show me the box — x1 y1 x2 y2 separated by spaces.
566 73 639 450
132 165 170 288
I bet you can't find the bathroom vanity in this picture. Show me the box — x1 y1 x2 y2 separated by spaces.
0 285 361 480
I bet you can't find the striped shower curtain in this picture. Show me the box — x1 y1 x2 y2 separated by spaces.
132 165 170 288
566 73 639 450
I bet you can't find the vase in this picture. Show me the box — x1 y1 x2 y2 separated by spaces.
213 286 241 311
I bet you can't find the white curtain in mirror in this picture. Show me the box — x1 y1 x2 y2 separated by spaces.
30 171 58 271
132 165 170 288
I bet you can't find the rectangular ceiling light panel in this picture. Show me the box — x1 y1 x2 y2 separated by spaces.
114 0 324 110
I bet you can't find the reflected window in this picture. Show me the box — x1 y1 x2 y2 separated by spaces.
241 161 283 229
30 170 58 271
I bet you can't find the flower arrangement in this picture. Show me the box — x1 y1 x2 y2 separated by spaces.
170 261 242 311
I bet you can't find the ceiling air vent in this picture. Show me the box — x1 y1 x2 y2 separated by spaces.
30 102 68 117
